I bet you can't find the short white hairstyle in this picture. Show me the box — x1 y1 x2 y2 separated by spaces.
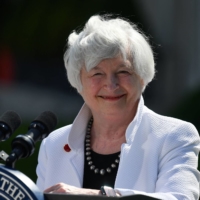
64 14 155 93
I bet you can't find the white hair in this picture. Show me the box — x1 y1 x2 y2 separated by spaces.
64 14 155 93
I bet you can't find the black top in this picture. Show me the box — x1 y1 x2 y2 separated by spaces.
83 150 120 189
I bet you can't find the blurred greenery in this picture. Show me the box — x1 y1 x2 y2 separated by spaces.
0 0 142 57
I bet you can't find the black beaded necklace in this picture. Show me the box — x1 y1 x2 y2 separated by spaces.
85 118 121 176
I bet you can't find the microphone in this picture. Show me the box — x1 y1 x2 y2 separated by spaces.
6 111 57 168
0 111 21 141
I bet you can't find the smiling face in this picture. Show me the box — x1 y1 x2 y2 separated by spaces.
80 55 144 119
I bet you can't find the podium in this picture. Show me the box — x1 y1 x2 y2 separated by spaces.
0 164 44 200
44 193 160 200
0 164 160 200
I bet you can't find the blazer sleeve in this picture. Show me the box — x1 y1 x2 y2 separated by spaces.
115 122 200 200
36 138 47 192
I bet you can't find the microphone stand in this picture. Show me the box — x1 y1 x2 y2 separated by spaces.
0 149 18 169
0 149 17 169
5 149 21 169
0 150 9 162
5 134 35 169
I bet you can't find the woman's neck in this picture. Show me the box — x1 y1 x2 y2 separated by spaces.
89 114 134 154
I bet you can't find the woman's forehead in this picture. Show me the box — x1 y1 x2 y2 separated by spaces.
93 57 132 70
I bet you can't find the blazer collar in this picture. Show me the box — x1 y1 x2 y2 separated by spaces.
68 103 92 151
125 96 144 144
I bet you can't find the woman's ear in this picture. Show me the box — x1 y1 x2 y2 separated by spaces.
141 79 145 92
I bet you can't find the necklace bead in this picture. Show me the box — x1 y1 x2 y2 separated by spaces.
88 161 93 165
85 118 120 176
106 168 111 173
87 157 91 161
100 169 106 175
86 152 91 155
90 165 95 170
111 164 116 168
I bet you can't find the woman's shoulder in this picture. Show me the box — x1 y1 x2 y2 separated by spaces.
44 124 72 144
38 124 74 160
143 106 199 139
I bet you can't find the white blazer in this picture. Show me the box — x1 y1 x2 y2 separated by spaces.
36 97 200 200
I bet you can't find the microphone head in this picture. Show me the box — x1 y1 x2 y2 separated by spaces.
34 111 58 133
0 111 21 133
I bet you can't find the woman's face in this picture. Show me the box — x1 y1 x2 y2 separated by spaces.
80 55 143 118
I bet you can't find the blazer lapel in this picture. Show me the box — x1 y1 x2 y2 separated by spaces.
67 103 92 187
70 147 85 187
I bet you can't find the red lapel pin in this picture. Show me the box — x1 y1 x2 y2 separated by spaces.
64 144 71 152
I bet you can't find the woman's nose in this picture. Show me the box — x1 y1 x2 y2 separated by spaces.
104 74 119 91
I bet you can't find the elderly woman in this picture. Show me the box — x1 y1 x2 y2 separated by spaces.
36 14 200 199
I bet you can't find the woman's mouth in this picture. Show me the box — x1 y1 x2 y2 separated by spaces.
100 94 125 100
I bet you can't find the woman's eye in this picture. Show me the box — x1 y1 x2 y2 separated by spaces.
118 71 129 74
93 73 102 76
